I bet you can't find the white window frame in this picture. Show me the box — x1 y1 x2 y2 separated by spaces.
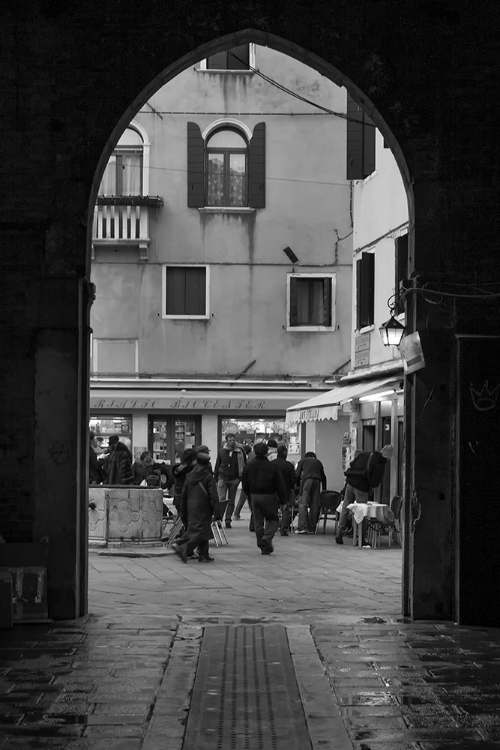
198 43 256 71
286 272 336 332
162 264 210 320
92 338 139 374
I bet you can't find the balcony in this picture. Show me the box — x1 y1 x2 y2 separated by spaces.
92 195 163 261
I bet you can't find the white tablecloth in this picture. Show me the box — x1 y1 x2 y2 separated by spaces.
346 502 393 525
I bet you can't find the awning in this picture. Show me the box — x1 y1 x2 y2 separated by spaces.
285 376 400 424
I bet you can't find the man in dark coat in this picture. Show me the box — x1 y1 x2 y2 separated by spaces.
105 438 134 485
166 448 197 513
241 441 287 555
89 431 104 484
273 444 297 536
336 445 393 545
172 448 220 563
213 433 246 529
295 451 327 534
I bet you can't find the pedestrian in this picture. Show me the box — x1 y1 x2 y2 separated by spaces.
172 447 221 563
105 436 134 485
213 433 246 528
266 438 278 461
335 444 394 546
232 445 252 520
241 441 287 555
273 443 297 536
168 448 198 514
89 431 104 484
294 451 327 534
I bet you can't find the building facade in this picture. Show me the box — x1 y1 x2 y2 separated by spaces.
287 121 409 500
90 44 355 482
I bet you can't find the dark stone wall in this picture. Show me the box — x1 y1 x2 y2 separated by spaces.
1 0 499 621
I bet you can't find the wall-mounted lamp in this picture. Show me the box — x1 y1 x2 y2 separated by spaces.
379 316 406 347
283 246 299 264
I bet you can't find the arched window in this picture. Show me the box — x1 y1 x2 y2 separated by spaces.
187 121 265 209
99 127 144 196
206 128 247 207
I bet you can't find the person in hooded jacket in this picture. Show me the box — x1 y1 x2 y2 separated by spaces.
105 439 134 485
172 447 221 563
167 448 197 514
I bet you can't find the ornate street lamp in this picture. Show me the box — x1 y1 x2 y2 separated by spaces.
379 316 406 347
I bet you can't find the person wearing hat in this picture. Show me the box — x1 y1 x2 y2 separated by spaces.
172 447 221 563
104 436 134 485
241 441 287 555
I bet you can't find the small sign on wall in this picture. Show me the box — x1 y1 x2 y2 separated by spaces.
354 333 370 367
399 332 425 374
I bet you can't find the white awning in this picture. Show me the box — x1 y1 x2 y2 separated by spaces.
285 376 400 423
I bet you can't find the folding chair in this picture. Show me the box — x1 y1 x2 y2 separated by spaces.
316 490 342 534
211 520 229 547
163 516 184 546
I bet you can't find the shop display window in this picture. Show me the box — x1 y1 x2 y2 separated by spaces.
149 416 200 465
219 417 301 464
89 414 132 453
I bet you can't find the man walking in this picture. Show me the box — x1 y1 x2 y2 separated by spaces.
335 444 394 545
295 451 327 534
214 433 246 528
273 444 297 536
241 441 287 555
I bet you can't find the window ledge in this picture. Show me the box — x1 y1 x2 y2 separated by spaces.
287 326 336 333
198 207 256 215
196 68 254 75
357 325 375 334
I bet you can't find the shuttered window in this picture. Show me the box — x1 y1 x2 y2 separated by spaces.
206 45 250 70
288 275 335 329
164 266 208 318
394 234 408 314
356 252 375 329
187 122 265 208
346 92 376 180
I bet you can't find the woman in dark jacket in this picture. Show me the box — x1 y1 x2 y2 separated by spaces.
172 449 220 562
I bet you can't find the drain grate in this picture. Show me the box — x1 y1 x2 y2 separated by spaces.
183 624 312 750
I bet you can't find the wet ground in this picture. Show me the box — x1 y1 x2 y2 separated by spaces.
1 515 499 749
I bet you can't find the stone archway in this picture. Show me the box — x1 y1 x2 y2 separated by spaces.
2 2 499 623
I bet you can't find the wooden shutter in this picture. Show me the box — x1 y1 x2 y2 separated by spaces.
346 93 376 180
394 234 408 314
248 122 265 208
166 267 206 315
357 253 375 328
187 122 205 207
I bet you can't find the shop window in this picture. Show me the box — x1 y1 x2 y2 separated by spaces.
162 265 208 318
187 122 265 209
346 92 376 180
206 44 251 70
356 252 375 329
287 273 336 331
219 417 301 465
99 127 144 196
90 415 132 454
93 338 138 375
149 416 201 464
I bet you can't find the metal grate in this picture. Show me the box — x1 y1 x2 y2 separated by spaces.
183 625 312 750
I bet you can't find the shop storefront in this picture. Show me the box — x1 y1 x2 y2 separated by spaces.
90 385 321 466
286 373 404 495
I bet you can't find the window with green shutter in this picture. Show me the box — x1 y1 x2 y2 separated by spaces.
187 122 265 209
163 266 208 318
346 92 376 180
206 45 250 70
356 252 375 329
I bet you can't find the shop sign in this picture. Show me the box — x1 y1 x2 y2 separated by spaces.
91 397 267 410
399 332 425 374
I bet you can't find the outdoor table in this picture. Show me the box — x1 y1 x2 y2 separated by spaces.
346 502 394 548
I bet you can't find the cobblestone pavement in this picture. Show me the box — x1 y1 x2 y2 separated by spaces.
0 516 499 749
